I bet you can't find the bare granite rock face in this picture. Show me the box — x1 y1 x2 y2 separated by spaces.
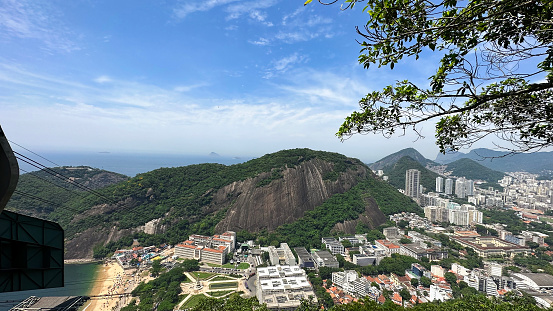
332 197 387 234
214 158 368 232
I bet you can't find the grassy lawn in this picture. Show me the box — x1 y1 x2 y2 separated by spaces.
209 282 238 289
206 263 222 267
182 276 192 283
208 290 235 297
222 262 250 269
182 295 207 309
211 276 234 281
191 272 214 280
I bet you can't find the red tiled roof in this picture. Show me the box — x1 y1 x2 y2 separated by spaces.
176 244 197 249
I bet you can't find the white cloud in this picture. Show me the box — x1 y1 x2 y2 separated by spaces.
173 83 208 92
0 63 443 162
249 37 270 46
264 53 308 78
0 0 80 52
225 0 279 20
94 76 112 84
248 6 334 45
173 0 239 19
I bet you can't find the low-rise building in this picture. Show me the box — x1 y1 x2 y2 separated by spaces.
322 237 345 255
375 240 400 255
268 243 296 266
294 247 315 269
451 236 530 258
175 231 236 265
399 243 447 261
256 265 317 310
352 254 379 266
312 250 339 269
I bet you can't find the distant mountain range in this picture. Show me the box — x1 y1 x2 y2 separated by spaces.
435 148 553 173
370 148 506 184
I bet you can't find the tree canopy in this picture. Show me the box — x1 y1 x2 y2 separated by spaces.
312 0 553 154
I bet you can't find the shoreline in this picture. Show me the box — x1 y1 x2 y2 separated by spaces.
64 258 101 265
82 260 143 311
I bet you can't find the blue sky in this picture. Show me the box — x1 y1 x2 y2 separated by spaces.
0 0 455 163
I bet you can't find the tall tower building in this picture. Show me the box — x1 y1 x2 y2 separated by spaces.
436 177 444 193
456 178 466 198
445 178 453 195
405 169 421 199
466 179 475 196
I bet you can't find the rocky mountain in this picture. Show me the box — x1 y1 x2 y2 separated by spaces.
7 149 421 259
369 148 436 171
435 148 553 173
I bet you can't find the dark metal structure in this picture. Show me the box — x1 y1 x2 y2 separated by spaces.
0 125 64 293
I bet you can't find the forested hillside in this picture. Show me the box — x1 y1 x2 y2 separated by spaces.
445 158 505 182
7 148 420 259
7 166 127 221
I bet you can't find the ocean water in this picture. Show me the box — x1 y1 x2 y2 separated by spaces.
0 263 100 311
17 151 252 177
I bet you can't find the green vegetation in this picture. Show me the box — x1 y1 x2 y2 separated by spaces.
211 276 234 281
209 282 238 289
186 294 267 311
192 272 214 280
7 167 127 224
121 265 187 311
181 294 208 309
332 0 553 155
222 262 249 269
383 156 439 193
185 290 540 311
208 290 235 297
446 158 505 182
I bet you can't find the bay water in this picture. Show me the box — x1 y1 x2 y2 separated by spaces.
0 263 100 311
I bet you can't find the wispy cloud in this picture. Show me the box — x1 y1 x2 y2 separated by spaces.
94 76 112 84
264 53 308 78
172 0 239 19
0 0 80 53
249 37 270 46
174 83 208 92
248 5 334 45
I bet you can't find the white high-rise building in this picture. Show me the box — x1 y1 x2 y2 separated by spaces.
466 180 475 196
405 169 421 199
436 177 444 193
456 178 466 198
445 178 453 195
455 178 475 198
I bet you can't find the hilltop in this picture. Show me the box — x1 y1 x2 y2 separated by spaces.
369 148 436 171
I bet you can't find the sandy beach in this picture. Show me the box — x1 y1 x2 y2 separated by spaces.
82 260 138 311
